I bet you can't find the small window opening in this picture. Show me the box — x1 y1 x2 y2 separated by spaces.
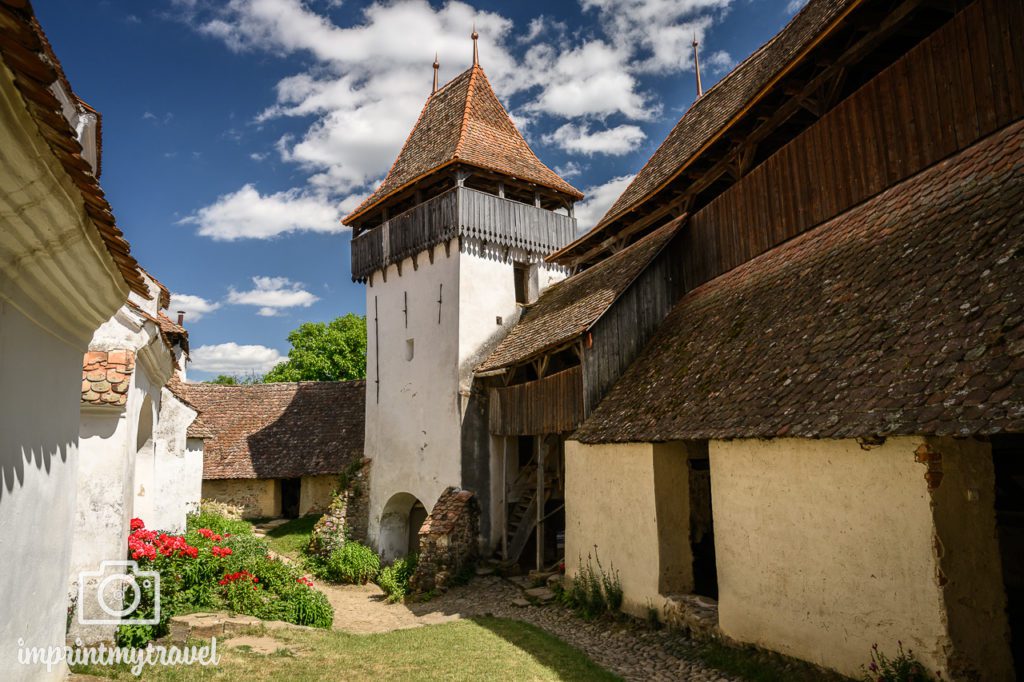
514 262 529 304
405 338 415 361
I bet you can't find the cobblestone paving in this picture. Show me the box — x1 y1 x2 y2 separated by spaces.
408 576 740 682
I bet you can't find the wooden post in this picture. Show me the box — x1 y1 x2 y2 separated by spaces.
536 435 545 571
534 191 541 208
498 182 505 199
501 437 509 561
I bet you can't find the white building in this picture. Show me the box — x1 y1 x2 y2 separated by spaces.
69 272 204 643
0 5 152 677
343 40 581 562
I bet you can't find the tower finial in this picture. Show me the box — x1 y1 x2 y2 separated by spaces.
472 24 479 66
692 34 704 98
433 52 439 93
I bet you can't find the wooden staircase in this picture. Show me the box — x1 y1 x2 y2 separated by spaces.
500 460 553 565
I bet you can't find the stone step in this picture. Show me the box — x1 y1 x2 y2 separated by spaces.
523 587 556 603
166 611 307 643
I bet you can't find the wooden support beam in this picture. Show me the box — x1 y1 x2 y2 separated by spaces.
501 438 509 561
536 435 545 571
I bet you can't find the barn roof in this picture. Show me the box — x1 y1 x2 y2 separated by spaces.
344 65 582 224
176 380 366 479
549 0 857 265
574 119 1024 443
0 0 148 298
477 218 683 373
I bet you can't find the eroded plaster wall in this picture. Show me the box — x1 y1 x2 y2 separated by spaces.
299 475 337 516
134 389 203 532
564 440 694 617
710 436 1013 680
0 304 85 680
202 479 280 519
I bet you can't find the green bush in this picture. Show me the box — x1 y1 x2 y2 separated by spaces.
861 642 937 681
377 554 417 603
314 542 380 585
564 550 622 619
116 512 333 647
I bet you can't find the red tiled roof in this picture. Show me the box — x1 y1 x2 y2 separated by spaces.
81 350 135 407
477 218 684 373
177 381 366 479
0 0 147 298
344 65 582 224
574 120 1024 443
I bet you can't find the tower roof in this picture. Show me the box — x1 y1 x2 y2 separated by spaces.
344 65 582 225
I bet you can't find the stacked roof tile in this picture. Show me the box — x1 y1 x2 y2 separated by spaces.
574 120 1024 443
0 0 147 297
177 381 366 480
345 65 581 223
477 218 684 373
81 350 135 407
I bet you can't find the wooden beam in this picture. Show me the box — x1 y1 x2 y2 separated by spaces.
536 436 545 571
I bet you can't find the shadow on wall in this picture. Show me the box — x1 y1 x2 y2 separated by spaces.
244 382 365 480
1 441 74 504
379 492 427 564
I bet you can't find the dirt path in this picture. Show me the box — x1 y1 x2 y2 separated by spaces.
314 580 461 634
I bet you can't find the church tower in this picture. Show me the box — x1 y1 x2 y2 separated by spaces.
344 34 582 561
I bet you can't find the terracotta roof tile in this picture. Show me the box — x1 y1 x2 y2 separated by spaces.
81 350 135 407
477 218 683 373
178 381 366 479
345 66 581 224
574 120 1024 443
0 0 147 298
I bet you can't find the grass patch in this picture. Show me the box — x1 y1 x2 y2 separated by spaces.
264 515 320 558
70 617 618 681
683 639 848 682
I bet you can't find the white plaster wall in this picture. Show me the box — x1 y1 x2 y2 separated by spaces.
0 303 84 681
711 437 948 678
365 242 462 548
134 389 202 533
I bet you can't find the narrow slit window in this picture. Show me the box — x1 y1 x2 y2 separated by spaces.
405 338 415 361
513 262 529 304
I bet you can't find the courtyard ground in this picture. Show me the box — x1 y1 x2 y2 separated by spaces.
71 517 845 681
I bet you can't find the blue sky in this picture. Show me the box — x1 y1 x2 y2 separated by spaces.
36 0 802 380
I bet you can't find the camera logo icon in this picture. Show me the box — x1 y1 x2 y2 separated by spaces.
78 560 160 625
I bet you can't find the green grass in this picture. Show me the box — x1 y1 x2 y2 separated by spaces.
263 515 320 558
70 617 619 681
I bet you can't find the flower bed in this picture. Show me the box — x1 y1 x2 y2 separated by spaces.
118 511 332 646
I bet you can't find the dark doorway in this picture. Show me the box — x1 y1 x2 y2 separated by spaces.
281 478 301 518
689 458 718 598
408 501 427 554
994 435 1024 676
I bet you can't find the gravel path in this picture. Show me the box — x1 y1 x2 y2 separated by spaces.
316 575 738 682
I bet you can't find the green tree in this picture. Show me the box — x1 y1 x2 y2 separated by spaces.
205 372 263 385
264 314 367 383
207 375 239 385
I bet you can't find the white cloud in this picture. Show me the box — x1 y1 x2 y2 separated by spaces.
169 293 221 322
554 161 584 179
574 174 636 232
543 123 646 156
179 183 342 240
189 342 283 374
786 0 808 14
226 276 319 316
180 0 735 236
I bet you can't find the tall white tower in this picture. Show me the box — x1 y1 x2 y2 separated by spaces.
344 41 581 561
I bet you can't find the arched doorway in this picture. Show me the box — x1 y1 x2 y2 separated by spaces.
379 492 426 563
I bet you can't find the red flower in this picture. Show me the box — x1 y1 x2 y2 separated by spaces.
130 518 145 531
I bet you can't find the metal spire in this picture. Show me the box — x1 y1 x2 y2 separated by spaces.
432 52 439 93
693 34 704 98
472 24 479 66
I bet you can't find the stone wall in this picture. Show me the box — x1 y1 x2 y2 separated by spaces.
309 460 372 556
202 479 280 519
410 487 479 593
299 475 337 517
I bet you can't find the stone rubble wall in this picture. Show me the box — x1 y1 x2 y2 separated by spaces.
309 459 371 556
410 487 479 593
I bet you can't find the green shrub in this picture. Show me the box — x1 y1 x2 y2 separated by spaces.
377 554 417 603
187 505 252 538
116 512 333 647
564 550 622 619
314 542 380 584
861 642 937 682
